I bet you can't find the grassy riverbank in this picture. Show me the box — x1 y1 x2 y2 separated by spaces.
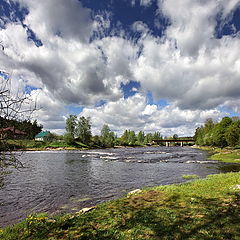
5 140 150 151
5 140 94 151
194 146 240 163
1 171 240 240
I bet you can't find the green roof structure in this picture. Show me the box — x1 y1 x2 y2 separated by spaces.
35 131 50 140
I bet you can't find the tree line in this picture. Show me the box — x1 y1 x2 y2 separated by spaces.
64 115 163 147
194 117 240 148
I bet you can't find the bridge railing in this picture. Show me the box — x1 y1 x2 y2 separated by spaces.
152 139 195 147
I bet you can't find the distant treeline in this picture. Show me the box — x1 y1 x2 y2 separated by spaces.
0 117 42 139
194 117 240 148
65 115 164 148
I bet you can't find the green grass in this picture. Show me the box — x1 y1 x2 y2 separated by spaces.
1 172 240 240
194 146 240 163
6 140 46 149
210 151 240 163
181 174 199 180
5 140 91 151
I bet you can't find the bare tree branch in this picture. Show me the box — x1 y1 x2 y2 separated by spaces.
0 46 38 174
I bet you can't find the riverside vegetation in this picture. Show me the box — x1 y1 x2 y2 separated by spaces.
194 116 240 149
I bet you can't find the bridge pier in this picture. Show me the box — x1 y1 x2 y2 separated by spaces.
153 138 195 146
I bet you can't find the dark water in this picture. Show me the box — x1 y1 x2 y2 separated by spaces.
0 147 234 227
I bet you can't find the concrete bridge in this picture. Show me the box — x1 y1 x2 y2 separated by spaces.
152 138 195 147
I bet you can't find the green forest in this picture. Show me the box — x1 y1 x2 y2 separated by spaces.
64 115 163 148
194 116 240 148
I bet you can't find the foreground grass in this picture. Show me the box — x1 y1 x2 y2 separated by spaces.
1 172 240 240
195 146 240 163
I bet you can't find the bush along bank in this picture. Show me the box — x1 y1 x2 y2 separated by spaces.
1 172 240 240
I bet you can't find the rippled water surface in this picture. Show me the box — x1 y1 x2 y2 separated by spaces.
0 147 230 227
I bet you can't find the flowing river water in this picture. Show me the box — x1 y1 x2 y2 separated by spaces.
0 146 238 227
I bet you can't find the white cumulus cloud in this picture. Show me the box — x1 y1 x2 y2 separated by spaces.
80 94 226 136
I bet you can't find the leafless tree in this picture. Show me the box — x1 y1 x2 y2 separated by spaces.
0 71 37 170
0 44 37 173
0 71 37 121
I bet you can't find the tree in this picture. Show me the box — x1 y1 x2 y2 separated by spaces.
204 118 214 132
0 72 36 121
194 126 205 145
225 120 240 147
19 119 42 139
76 116 92 144
0 70 37 170
45 132 59 142
212 117 232 148
194 116 240 147
63 132 75 145
122 130 129 143
65 115 77 137
128 130 136 145
220 117 233 128
144 133 153 144
100 124 115 147
172 134 178 140
29 120 43 139
153 131 162 140
92 135 101 147
137 131 145 144
201 118 215 145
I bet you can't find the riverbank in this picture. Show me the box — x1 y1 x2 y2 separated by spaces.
6 139 152 151
194 146 240 163
1 171 240 240
6 138 194 152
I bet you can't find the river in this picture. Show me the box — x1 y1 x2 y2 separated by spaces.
0 146 234 227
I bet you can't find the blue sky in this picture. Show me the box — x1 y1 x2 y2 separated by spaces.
0 0 240 136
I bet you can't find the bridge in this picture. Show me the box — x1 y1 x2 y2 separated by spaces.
152 138 195 147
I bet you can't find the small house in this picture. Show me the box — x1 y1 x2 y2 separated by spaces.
35 131 51 141
0 126 27 139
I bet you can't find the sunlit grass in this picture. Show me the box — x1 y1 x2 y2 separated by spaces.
194 146 240 163
181 174 199 180
5 140 89 150
210 151 240 163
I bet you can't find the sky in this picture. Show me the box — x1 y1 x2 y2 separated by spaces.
0 0 240 137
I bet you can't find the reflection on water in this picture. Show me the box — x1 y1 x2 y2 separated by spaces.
0 147 238 227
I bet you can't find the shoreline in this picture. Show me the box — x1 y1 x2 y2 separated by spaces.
14 144 159 152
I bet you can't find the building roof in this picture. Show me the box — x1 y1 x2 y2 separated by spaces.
35 131 50 138
0 127 26 135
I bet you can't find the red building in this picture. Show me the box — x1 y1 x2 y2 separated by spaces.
0 127 27 139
